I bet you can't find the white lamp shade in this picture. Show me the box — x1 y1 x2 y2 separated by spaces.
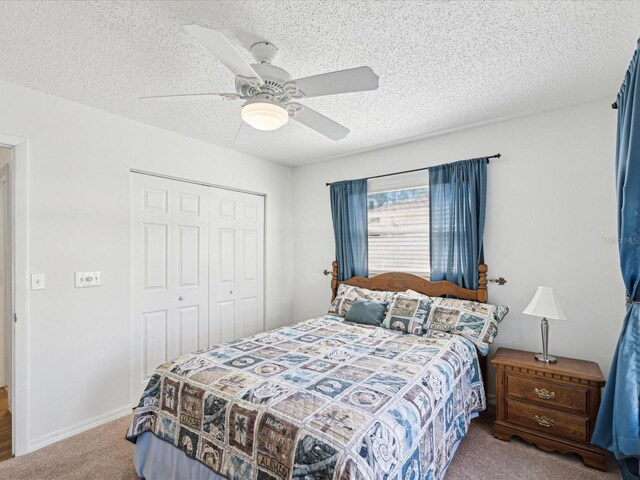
241 101 289 131
523 286 566 320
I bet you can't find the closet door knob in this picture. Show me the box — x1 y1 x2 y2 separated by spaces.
178 296 184 301
230 290 233 295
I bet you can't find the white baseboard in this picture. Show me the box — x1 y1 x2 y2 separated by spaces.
27 404 131 453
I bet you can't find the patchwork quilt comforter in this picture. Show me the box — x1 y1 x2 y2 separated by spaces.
126 315 486 480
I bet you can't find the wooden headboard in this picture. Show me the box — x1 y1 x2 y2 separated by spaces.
330 260 490 384
330 261 487 303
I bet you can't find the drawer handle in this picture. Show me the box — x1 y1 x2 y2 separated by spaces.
534 414 556 427
533 387 555 400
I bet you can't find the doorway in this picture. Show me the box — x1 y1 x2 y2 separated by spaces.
0 146 13 461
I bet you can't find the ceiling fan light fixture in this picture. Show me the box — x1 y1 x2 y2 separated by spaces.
241 100 289 131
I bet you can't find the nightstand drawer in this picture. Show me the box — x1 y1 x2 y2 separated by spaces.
506 399 589 442
506 373 588 414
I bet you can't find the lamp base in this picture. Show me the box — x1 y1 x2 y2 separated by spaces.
535 353 557 363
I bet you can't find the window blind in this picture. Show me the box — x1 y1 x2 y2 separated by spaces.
367 171 430 278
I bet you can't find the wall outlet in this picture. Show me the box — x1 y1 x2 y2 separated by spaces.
75 271 102 288
31 273 45 290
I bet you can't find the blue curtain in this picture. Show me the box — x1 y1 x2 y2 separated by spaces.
330 179 368 280
592 40 640 480
429 158 487 289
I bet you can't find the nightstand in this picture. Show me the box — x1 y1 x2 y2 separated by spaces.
491 347 606 470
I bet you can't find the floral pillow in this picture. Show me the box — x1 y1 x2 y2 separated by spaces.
328 284 396 318
422 296 509 356
381 293 433 335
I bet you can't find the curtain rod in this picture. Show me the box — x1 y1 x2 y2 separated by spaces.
612 37 640 110
325 153 501 186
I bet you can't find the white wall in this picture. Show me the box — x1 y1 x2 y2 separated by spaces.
0 147 9 169
292 99 625 393
0 80 293 449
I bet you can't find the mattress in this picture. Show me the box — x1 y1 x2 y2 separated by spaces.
126 315 486 479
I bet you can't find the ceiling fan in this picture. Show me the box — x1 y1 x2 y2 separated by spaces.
140 24 379 141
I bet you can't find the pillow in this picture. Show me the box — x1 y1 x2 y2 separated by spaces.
424 297 509 355
382 293 433 335
328 284 396 317
327 284 351 316
344 298 388 326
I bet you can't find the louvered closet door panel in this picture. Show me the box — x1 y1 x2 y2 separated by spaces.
131 174 209 404
210 188 264 344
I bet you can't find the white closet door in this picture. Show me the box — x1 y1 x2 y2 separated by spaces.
173 181 209 356
209 189 264 344
131 174 209 401
236 192 264 338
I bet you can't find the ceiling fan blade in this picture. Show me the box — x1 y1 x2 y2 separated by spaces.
183 24 263 85
287 103 350 141
284 66 379 99
140 93 242 103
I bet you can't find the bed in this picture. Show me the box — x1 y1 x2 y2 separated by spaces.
127 262 496 480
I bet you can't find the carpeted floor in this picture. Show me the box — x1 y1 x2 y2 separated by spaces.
0 411 620 479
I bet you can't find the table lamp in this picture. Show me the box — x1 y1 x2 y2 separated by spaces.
523 286 566 363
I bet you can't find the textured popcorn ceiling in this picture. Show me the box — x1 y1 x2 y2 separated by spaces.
0 1 639 166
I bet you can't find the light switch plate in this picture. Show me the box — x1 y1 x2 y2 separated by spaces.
75 271 102 288
31 273 45 290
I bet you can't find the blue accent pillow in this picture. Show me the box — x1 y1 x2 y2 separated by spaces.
344 297 388 326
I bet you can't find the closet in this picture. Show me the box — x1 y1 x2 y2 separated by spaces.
130 172 264 400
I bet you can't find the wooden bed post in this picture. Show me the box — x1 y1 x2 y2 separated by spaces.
330 260 339 301
478 263 488 303
478 262 489 383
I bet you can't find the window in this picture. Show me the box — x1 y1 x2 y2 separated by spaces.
367 171 430 278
